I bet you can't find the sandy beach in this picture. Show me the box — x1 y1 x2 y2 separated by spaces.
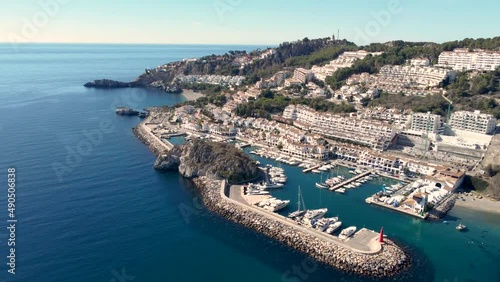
181 89 205 101
454 193 500 215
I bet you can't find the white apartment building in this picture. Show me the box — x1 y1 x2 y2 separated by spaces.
378 65 453 88
450 110 497 134
411 112 441 133
293 68 313 83
438 49 500 71
409 58 430 66
283 105 397 150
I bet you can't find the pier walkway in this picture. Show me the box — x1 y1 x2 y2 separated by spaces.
225 184 382 255
302 165 321 173
329 170 375 191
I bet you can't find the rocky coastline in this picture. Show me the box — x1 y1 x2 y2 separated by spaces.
84 79 182 93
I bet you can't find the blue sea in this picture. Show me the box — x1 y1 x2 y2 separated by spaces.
1 43 500 282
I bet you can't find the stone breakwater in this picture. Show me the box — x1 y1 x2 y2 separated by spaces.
133 121 172 156
193 177 411 278
428 194 458 220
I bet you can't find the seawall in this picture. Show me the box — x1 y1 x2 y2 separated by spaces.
133 119 173 156
193 177 411 278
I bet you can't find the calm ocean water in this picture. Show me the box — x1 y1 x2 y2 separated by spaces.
0 43 499 282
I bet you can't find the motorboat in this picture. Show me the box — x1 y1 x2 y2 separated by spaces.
339 226 357 240
325 221 342 234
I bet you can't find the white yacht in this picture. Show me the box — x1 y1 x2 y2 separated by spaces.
315 182 329 189
263 199 290 212
258 182 284 189
314 217 338 231
335 188 346 194
303 208 328 221
326 221 342 234
339 226 357 240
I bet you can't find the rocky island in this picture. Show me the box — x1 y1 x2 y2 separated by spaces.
154 139 260 184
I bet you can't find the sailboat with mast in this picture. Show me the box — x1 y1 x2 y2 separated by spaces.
288 186 307 219
315 172 329 189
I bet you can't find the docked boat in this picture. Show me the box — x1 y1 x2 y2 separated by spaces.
258 182 284 189
339 226 357 240
263 199 290 212
315 182 329 189
273 176 287 183
247 184 270 195
311 169 321 174
288 186 306 219
248 187 270 195
314 217 338 231
325 221 342 234
303 208 328 221
335 188 346 194
456 223 467 231
256 197 276 207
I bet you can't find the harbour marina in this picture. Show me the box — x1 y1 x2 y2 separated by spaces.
191 177 410 277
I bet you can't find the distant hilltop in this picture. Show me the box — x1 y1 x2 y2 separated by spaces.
84 37 355 92
84 36 500 94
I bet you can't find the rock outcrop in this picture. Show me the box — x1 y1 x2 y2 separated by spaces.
133 121 258 183
153 146 182 170
84 79 136 88
170 139 258 183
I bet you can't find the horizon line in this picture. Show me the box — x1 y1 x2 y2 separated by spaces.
1 35 498 47
0 41 279 46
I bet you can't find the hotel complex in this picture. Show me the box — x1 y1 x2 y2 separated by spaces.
410 112 442 133
438 48 500 71
450 110 497 134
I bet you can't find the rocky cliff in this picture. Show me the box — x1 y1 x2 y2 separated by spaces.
154 139 259 183
84 38 353 92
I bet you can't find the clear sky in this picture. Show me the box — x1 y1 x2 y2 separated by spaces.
0 0 498 45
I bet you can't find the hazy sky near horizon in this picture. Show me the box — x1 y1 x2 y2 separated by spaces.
1 0 499 45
